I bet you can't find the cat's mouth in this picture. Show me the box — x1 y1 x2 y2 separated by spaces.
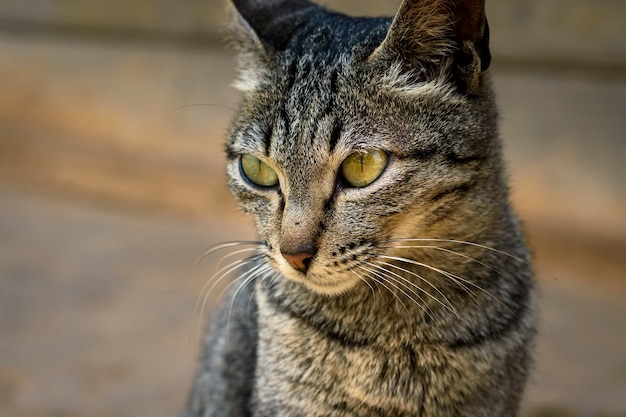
274 256 363 295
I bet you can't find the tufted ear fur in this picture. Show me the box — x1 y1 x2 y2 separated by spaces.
370 0 491 95
228 0 318 91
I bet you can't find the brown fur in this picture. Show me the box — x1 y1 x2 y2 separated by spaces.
180 1 536 416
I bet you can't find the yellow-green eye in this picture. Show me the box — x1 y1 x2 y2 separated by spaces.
340 149 388 188
240 154 279 187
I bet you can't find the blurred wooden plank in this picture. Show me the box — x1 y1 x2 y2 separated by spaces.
0 0 625 64
0 30 624 235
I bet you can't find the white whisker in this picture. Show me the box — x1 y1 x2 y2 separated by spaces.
382 255 478 297
364 262 439 321
246 269 277 321
215 247 265 271
226 263 273 335
386 243 510 278
360 263 433 318
388 238 528 265
179 242 261 294
193 254 265 342
350 268 377 296
195 241 264 265
380 255 511 313
193 254 264 324
354 266 409 313
374 259 457 315
196 261 266 340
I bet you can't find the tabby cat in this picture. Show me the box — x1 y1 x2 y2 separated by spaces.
180 0 536 416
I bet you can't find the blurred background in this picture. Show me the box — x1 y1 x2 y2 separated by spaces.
0 1 624 416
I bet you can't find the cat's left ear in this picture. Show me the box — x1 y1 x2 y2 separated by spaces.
228 0 316 91
230 0 315 50
371 0 491 95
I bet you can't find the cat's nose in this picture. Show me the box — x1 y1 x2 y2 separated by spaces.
281 246 315 273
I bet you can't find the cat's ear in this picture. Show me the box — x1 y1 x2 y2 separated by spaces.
228 0 315 91
371 0 491 95
230 0 315 50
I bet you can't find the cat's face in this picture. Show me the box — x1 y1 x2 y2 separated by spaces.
225 0 497 295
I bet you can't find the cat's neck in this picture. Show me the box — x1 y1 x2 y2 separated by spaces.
253 257 535 416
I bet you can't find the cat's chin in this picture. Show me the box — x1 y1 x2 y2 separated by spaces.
280 269 361 296
303 279 360 296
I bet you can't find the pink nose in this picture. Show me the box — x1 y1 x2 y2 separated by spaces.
281 249 315 272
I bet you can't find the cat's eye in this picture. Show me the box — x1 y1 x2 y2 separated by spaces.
340 149 388 188
240 154 279 187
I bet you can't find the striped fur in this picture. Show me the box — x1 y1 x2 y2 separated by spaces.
180 1 536 416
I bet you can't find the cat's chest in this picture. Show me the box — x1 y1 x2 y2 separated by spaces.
253 290 425 416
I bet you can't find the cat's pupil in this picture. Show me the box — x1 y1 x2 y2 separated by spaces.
340 149 388 188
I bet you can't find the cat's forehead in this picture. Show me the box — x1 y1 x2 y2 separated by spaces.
266 14 390 94
227 11 472 165
280 13 390 61
229 58 458 162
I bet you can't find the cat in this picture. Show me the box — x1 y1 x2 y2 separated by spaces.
180 0 537 416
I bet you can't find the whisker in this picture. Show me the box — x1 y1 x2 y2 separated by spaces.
360 264 432 318
203 259 265 316
374 259 457 315
178 242 260 294
215 247 264 271
380 255 511 313
246 269 277 321
385 243 511 280
265 271 282 291
364 262 428 303
382 255 477 297
226 263 273 336
390 245 514 307
387 238 529 265
349 269 376 297
196 241 264 266
194 254 264 319
389 255 482 305
371 261 466 323
193 254 264 341
195 261 267 342
355 268 377 296
354 266 409 313
364 262 437 321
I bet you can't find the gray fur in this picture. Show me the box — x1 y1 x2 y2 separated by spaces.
181 0 536 416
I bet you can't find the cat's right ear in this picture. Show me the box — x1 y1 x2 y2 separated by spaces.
228 0 315 91
370 0 491 95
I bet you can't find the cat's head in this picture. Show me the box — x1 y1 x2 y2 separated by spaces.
225 0 502 295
